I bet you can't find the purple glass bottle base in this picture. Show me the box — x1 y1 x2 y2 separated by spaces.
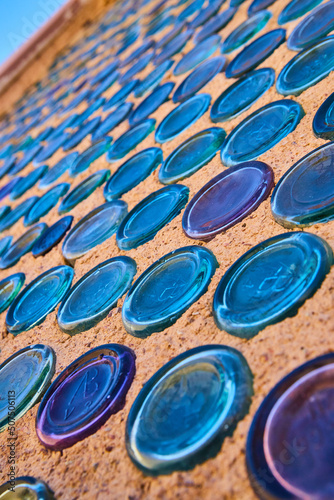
36 344 136 450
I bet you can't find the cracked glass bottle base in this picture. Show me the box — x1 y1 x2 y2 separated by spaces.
271 142 334 228
182 161 274 240
276 36 334 96
220 100 304 167
211 68 275 122
173 57 227 103
57 257 137 335
0 345 55 432
6 266 74 335
104 147 163 200
247 353 334 500
213 232 333 338
36 344 136 450
0 273 25 313
32 216 73 257
0 476 55 499
0 223 47 269
126 344 253 475
156 94 211 143
313 91 334 140
58 169 110 214
62 201 127 263
106 119 156 161
116 185 189 250
122 246 218 337
159 127 226 184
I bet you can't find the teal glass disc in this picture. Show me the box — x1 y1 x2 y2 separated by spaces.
11 144 42 174
134 60 174 98
122 246 218 337
173 57 227 103
225 29 286 79
32 133 70 166
57 256 137 335
39 152 78 189
276 36 334 96
6 266 74 335
9 164 48 201
278 0 323 25
313 91 334 140
248 0 277 15
0 344 55 431
220 100 305 167
153 29 192 65
0 235 12 256
103 81 138 111
0 223 47 269
287 2 334 51
62 117 101 152
155 94 211 143
106 119 156 162
116 185 189 250
129 82 175 126
58 169 110 215
271 142 334 228
24 183 70 226
126 344 253 474
0 206 10 222
221 10 271 54
92 103 133 142
173 35 221 76
159 127 226 184
194 7 237 44
0 196 38 233
70 137 112 177
213 232 333 338
32 216 73 257
104 148 163 200
0 273 25 313
210 68 275 122
62 201 127 263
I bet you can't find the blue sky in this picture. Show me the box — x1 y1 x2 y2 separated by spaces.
0 0 68 65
